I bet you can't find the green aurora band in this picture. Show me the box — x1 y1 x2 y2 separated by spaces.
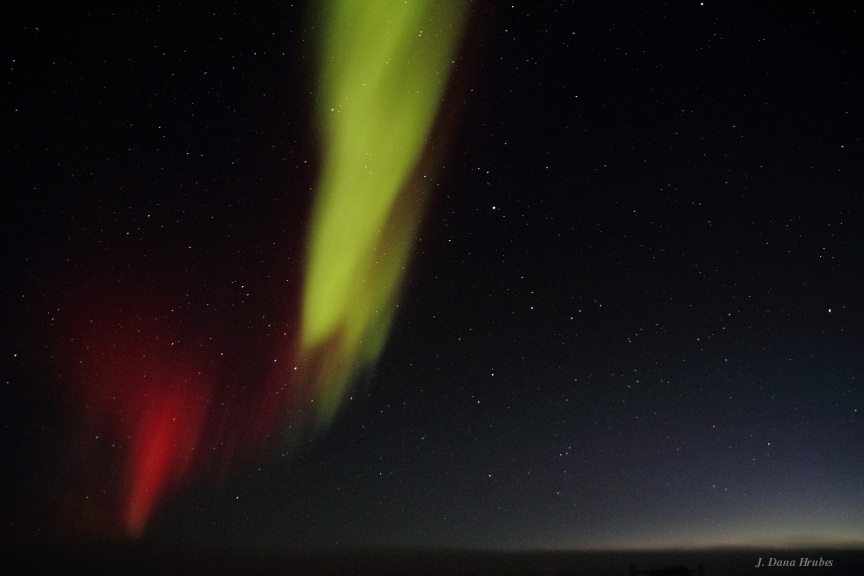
300 1 469 429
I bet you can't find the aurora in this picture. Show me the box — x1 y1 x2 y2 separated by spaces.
298 0 469 430
34 1 471 539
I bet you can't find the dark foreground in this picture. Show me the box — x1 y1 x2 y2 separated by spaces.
4 543 863 575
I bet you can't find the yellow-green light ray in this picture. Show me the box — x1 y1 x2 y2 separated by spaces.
300 0 469 429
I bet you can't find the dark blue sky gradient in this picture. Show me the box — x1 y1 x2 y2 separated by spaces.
4 1 863 553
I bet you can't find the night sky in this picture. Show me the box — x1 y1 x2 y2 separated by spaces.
4 1 863 555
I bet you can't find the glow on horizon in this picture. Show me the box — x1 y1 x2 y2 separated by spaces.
535 528 864 552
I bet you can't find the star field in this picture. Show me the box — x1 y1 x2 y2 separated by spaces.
3 0 863 557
